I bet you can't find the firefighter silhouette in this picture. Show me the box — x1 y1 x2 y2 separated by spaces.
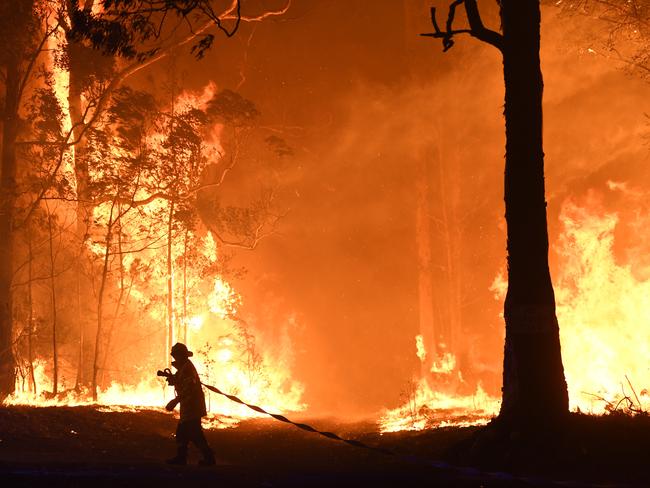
164 342 215 466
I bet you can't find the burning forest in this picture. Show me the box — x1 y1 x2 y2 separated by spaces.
2 0 650 486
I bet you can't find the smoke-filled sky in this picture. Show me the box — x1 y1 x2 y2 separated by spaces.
131 1 650 415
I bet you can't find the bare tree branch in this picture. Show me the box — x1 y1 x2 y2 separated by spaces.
421 1 503 52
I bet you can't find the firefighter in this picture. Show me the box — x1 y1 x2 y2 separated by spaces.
164 342 215 466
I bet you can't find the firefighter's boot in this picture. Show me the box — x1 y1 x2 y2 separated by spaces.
166 445 188 465
198 448 216 466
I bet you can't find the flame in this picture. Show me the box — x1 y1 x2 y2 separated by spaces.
488 197 650 417
9 268 306 426
382 192 650 432
379 377 500 432
430 352 456 374
46 21 77 192
10 39 305 426
555 199 650 414
208 278 240 317
488 198 650 414
188 315 205 331
415 334 426 362
379 334 500 432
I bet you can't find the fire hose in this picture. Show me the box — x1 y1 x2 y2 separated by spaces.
200 382 397 456
154 369 609 486
197 381 630 487
156 367 394 455
197 381 572 487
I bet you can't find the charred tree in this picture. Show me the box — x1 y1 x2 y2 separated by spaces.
425 0 569 425
499 0 568 425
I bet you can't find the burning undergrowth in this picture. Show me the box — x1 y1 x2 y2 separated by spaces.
7 11 305 425
380 188 650 432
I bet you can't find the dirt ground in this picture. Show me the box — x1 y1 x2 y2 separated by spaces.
0 406 647 487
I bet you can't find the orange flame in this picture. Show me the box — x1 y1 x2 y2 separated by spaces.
555 198 650 414
9 49 305 426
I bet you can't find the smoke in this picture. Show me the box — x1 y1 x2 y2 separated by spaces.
223 3 650 417
18 1 648 418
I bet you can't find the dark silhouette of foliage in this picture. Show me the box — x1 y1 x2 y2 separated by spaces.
206 89 259 126
265 135 294 158
68 1 141 59
68 0 248 60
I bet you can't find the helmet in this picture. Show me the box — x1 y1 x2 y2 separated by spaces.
170 342 193 359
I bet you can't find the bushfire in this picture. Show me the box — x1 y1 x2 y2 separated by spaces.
6 4 304 426
381 192 650 432
3 0 650 442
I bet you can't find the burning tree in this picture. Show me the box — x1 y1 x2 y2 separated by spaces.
424 0 569 426
0 0 290 404
1 0 300 418
0 0 61 399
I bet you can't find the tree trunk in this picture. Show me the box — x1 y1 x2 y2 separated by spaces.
92 202 115 401
68 48 92 391
436 145 461 360
75 270 84 389
0 58 21 398
66 22 93 242
47 209 59 396
27 226 36 395
182 228 189 345
498 0 568 424
64 6 94 392
415 156 436 377
166 76 176 361
166 201 174 362
100 212 125 389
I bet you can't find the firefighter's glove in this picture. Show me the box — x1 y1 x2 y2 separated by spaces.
165 397 180 411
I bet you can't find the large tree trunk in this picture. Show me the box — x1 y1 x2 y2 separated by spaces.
0 59 20 398
68 49 92 390
68 50 93 244
498 0 568 424
66 2 96 387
